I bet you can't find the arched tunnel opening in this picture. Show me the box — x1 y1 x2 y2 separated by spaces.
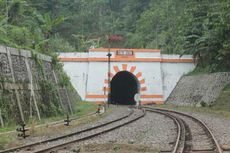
110 71 139 105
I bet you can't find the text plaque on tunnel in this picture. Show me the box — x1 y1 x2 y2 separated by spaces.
116 50 133 56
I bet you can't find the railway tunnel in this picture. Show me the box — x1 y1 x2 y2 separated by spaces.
110 71 140 105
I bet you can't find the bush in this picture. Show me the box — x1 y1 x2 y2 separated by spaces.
200 101 207 107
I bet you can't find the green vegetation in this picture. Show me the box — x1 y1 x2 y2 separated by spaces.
155 104 230 119
0 51 80 125
0 101 105 150
0 125 16 133
0 101 97 133
186 67 210 76
0 0 230 72
0 78 16 126
38 79 62 117
0 0 229 128
0 0 80 125
223 83 230 91
0 137 15 150
158 84 230 117
74 101 98 116
213 83 230 112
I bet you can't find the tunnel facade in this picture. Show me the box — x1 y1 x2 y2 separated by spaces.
59 48 195 104
110 71 140 105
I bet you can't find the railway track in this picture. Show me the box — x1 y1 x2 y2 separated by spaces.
0 111 96 137
144 106 222 153
0 108 145 153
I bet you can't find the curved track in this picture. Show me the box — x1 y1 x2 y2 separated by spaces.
0 108 145 153
146 108 184 153
144 107 222 153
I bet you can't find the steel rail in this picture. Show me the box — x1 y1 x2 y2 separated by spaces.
34 109 146 153
0 111 96 137
143 106 223 153
0 109 134 153
145 108 184 153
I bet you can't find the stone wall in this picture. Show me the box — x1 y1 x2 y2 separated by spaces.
166 72 230 106
0 45 78 126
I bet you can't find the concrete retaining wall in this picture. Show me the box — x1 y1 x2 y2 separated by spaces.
0 45 77 125
166 72 230 106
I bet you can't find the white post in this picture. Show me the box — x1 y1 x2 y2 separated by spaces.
64 87 73 115
134 93 141 109
6 47 25 122
25 58 41 120
0 109 4 127
52 70 65 110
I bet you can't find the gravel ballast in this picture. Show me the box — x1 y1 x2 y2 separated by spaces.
71 108 230 152
185 112 230 150
4 106 229 153
75 111 177 152
1 106 131 151
16 108 143 153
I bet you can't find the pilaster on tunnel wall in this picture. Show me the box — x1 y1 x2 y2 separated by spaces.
0 45 76 126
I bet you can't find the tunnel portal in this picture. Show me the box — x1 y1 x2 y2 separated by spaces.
110 71 139 105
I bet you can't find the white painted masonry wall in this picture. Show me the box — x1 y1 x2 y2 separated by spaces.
59 53 89 99
59 50 195 103
62 62 89 99
160 54 195 100
87 61 107 96
135 52 161 58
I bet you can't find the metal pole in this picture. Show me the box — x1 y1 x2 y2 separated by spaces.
107 39 112 108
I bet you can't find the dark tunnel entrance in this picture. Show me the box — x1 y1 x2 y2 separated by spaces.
110 71 140 105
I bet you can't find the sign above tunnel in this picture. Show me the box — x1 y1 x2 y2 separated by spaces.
116 50 134 56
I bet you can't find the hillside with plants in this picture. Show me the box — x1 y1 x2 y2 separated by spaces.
0 0 230 72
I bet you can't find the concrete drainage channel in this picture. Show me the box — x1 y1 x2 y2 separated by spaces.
0 108 146 153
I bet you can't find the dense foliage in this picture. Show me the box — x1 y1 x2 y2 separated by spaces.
0 0 230 71
0 0 74 54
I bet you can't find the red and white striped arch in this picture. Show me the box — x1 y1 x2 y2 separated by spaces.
103 64 147 94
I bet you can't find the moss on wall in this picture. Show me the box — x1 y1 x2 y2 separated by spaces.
0 45 81 126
